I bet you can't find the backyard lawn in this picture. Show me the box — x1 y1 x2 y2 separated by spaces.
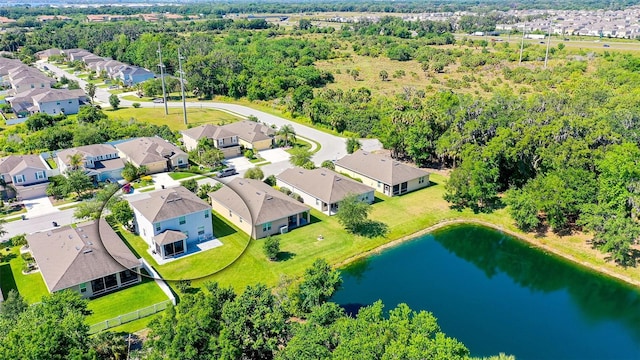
105 107 241 131
86 275 169 324
0 245 49 304
114 216 250 281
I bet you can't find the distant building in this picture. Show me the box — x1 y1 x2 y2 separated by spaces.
115 66 155 86
181 124 241 158
115 137 188 174
56 144 125 182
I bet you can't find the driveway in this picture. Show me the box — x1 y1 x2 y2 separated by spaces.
226 157 253 171
22 196 57 218
258 148 290 164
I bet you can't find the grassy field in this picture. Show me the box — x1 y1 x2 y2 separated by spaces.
0 246 49 303
105 107 241 131
115 217 250 281
86 276 169 324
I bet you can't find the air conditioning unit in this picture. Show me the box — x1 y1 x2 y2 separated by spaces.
279 225 289 234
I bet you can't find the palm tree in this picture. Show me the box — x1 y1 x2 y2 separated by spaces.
67 153 84 171
278 124 296 148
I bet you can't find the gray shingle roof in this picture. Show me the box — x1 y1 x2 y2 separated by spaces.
27 219 140 292
181 124 236 141
130 186 210 223
210 178 310 225
335 150 430 186
221 120 275 143
31 89 80 103
0 155 47 176
154 230 187 245
57 144 118 167
277 167 374 204
115 137 187 166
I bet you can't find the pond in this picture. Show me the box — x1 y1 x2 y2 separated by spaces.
332 224 640 359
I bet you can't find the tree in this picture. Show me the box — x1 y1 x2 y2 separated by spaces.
197 183 214 202
264 175 277 186
379 70 389 81
290 147 313 167
292 258 342 315
263 236 280 261
181 178 198 193
67 153 84 171
109 94 120 110
321 160 335 170
244 167 264 180
278 124 297 147
0 290 27 322
85 83 96 104
199 148 225 167
74 200 103 220
77 105 107 123
335 193 371 232
444 152 499 212
66 170 93 199
91 331 127 360
110 200 133 225
345 137 362 154
351 69 360 81
121 162 139 182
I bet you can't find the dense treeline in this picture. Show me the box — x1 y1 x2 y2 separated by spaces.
0 260 496 359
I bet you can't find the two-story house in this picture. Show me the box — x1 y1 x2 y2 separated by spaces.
180 124 241 158
115 66 154 86
0 154 55 199
115 137 188 174
56 144 125 182
31 89 80 115
130 186 213 259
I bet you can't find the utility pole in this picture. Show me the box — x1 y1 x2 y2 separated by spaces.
178 48 188 125
157 43 168 115
544 25 552 68
519 21 526 64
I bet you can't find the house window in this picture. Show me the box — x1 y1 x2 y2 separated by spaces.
179 216 186 225
418 176 425 184
377 181 382 187
263 222 272 232
198 226 205 235
68 101 72 104
13 175 25 184
154 223 161 232
178 158 184 164
35 171 46 180
205 210 209 218
315 199 320 205
229 210 232 217
79 283 87 293
56 102 60 105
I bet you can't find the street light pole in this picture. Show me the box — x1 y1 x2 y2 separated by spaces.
157 43 168 115
519 21 526 64
544 25 552 69
178 48 187 125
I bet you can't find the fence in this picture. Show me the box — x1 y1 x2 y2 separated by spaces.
88 299 172 334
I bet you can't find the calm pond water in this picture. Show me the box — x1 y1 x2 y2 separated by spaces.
332 224 640 360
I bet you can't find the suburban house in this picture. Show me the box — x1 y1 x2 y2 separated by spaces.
115 66 155 86
276 168 375 215
210 178 311 238
82 54 107 67
11 76 52 92
180 124 241 158
0 154 54 199
335 150 431 197
115 137 188 174
35 48 62 61
222 120 276 150
31 89 81 115
130 186 213 259
56 144 125 182
26 219 142 299
65 49 93 62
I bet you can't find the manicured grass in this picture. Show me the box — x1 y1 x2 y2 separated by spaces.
86 276 169 324
107 312 163 334
105 107 241 131
114 216 250 281
139 187 156 193
168 172 197 180
0 205 26 219
45 157 58 169
0 246 49 304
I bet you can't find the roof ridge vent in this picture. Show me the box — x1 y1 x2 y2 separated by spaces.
83 249 93 254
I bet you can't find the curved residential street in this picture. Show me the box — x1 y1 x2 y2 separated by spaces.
42 61 382 165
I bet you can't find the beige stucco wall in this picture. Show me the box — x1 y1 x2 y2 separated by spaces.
252 138 273 151
406 175 430 193
211 199 253 237
182 135 199 152
334 165 382 192
254 217 290 239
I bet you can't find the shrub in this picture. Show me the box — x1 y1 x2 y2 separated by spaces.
176 279 192 293
132 102 141 108
264 175 277 187
263 236 280 261
244 149 255 159
10 234 27 247
279 187 292 196
244 167 264 180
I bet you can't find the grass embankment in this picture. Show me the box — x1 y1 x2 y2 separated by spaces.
164 173 640 292
105 107 241 131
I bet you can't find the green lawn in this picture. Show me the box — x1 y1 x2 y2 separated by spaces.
107 312 163 334
45 157 58 169
86 276 169 324
114 217 250 281
105 107 241 131
0 246 49 304
169 172 197 180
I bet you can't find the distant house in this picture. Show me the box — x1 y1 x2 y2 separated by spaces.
0 154 53 199
37 15 71 22
56 144 125 182
82 54 107 67
31 89 81 115
35 48 62 61
27 219 142 298
96 60 126 75
276 167 374 215
115 66 154 86
221 120 276 150
115 137 188 174
11 76 51 92
335 150 430 197
130 186 213 259
63 49 93 62
210 178 310 238
180 124 241 158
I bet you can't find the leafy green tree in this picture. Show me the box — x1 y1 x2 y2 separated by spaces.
77 105 107 123
444 152 499 212
504 188 540 232
345 137 362 154
321 160 335 170
278 124 296 147
264 175 277 186
199 148 225 167
335 193 371 232
379 70 389 81
121 162 139 182
74 200 103 220
66 153 84 170
25 113 56 131
197 183 214 201
181 178 198 193
292 258 342 316
289 147 313 167
0 290 27 323
66 169 93 199
110 200 134 225
109 94 120 110
91 331 127 360
263 236 280 261
85 83 96 104
244 167 264 180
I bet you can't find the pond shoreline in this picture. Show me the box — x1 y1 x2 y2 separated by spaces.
335 219 640 289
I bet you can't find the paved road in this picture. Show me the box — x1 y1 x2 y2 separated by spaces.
43 61 383 164
2 209 77 240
